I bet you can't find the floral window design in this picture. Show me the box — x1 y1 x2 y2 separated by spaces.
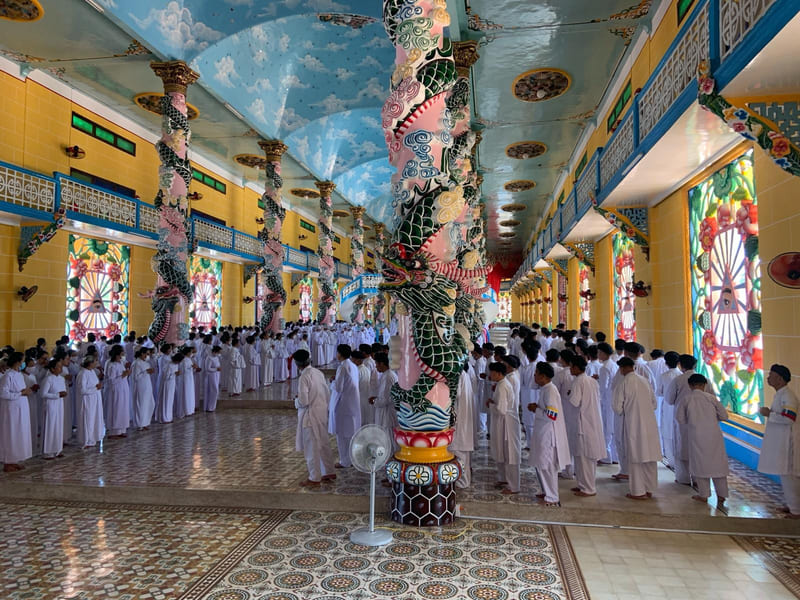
497 292 512 322
189 256 222 329
613 233 636 341
557 276 567 325
689 150 762 420
299 276 313 322
65 235 130 341
580 265 591 323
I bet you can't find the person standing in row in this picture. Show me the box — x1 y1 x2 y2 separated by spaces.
40 359 67 459
488 362 521 495
131 347 154 430
77 355 104 448
331 344 361 469
293 349 336 486
567 357 606 497
0 353 33 471
203 346 222 412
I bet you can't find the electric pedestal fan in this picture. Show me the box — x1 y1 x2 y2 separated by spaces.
349 424 393 546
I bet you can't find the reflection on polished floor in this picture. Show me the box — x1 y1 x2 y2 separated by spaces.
2 392 800 599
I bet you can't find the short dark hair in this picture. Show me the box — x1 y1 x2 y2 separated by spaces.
688 373 708 386
504 355 520 370
624 342 641 355
535 361 554 379
488 362 507 375
545 348 560 362
374 352 389 366
351 350 365 360
664 351 680 369
293 349 310 367
617 357 635 368
679 354 697 370
572 356 587 372
595 332 606 342
337 344 352 359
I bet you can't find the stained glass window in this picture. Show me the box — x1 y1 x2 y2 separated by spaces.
65 234 130 341
613 232 636 341
580 264 591 323
497 292 512 323
689 150 762 420
299 276 313 322
189 256 222 329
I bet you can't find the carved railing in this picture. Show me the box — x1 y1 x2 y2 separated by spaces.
0 160 55 215
600 112 634 189
192 217 234 249
338 272 384 305
720 0 777 60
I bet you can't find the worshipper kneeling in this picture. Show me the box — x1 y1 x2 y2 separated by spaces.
487 361 522 495
676 374 729 505
613 357 661 500
528 362 571 507
758 364 800 518
293 349 336 486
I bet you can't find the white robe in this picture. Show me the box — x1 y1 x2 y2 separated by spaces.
598 359 619 460
229 348 245 394
567 374 607 460
77 368 104 446
295 366 335 479
528 382 571 470
613 372 661 463
553 367 576 455
40 372 66 456
374 369 398 440
665 370 711 462
273 342 289 382
759 386 800 476
357 363 373 425
259 341 273 385
175 357 195 418
330 359 361 438
203 355 221 411
219 344 232 390
489 378 521 465
155 362 177 423
103 361 129 435
244 344 261 390
131 358 154 428
676 389 729 478
0 370 32 463
450 371 474 452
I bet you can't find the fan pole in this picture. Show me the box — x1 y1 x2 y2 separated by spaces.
368 466 376 534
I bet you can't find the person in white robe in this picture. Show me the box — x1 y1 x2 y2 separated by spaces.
40 359 67 459
312 328 326 367
154 344 174 422
203 346 222 412
0 352 33 470
676 374 729 503
194 337 210 405
259 333 273 386
273 334 289 383
613 357 661 500
243 336 261 391
450 363 474 488
103 346 130 438
488 362 522 494
567 357 606 496
472 348 488 435
228 339 245 396
77 355 105 448
147 346 159 399
553 350 576 478
520 344 541 451
665 353 711 485
330 345 361 468
293 349 336 485
352 351 374 426
131 348 155 430
528 362 571 506
596 343 619 465
657 351 681 466
175 347 196 418
371 352 399 444
219 336 232 391
155 354 180 424
758 364 800 518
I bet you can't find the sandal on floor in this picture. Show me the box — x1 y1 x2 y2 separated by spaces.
574 490 596 497
611 473 629 480
543 501 561 507
501 489 519 495
300 479 321 487
626 493 649 500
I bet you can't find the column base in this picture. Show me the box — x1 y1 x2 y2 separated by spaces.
385 457 461 527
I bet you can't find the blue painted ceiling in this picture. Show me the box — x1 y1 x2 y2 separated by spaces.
0 0 656 266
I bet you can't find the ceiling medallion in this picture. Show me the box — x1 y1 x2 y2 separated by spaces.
505 141 547 160
500 203 527 212
499 219 521 227
134 93 199 120
318 13 376 29
332 209 350 218
504 180 536 192
512 69 571 102
499 232 516 238
0 0 43 22
290 188 320 200
234 154 266 169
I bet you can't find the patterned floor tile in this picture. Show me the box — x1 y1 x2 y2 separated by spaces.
735 536 800 598
180 511 589 600
0 500 288 600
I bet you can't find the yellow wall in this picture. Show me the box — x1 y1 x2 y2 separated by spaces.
594 234 614 339
0 71 360 343
567 257 580 329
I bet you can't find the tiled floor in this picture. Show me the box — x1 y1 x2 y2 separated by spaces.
2 499 799 600
568 526 798 600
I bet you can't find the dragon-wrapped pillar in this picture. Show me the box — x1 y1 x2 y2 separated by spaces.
148 61 199 344
257 139 289 332
349 206 366 323
316 180 337 326
381 0 480 526
373 223 388 327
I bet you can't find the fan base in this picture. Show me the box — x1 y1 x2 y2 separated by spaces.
350 527 393 547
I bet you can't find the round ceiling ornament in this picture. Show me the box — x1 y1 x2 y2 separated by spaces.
505 141 547 160
499 232 516 238
0 0 43 21
504 180 536 192
512 68 571 102
290 188 320 199
134 93 199 120
332 209 350 218
499 219 521 227
234 154 266 169
500 203 527 212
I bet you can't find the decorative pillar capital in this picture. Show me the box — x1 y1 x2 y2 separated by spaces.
350 206 366 220
315 180 336 197
374 223 385 236
452 40 480 77
258 139 289 162
150 61 199 94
